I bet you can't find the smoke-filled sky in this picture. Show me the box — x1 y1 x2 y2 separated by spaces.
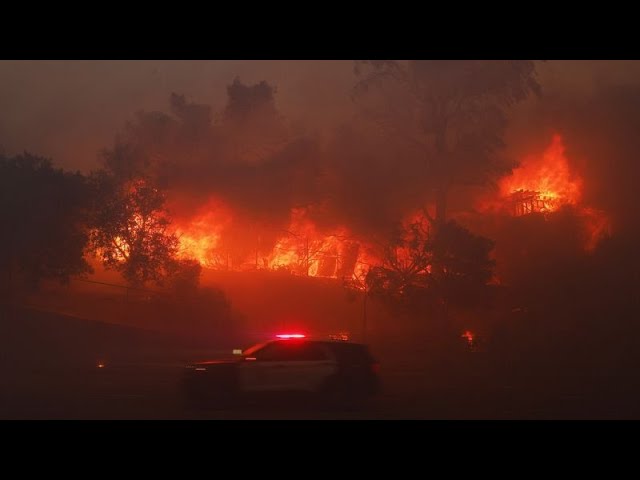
0 61 355 170
2 60 640 171
2 60 640 241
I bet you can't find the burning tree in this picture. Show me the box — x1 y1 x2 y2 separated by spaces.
88 172 184 287
366 219 432 301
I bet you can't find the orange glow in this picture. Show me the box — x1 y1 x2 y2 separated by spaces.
117 133 611 283
97 362 105 369
172 203 375 281
92 229 135 263
173 199 233 268
501 134 582 214
267 208 346 277
493 134 610 250
276 334 306 339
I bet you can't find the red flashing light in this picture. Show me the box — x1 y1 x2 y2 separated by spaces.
276 334 306 339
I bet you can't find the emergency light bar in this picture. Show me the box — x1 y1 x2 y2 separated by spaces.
276 334 306 339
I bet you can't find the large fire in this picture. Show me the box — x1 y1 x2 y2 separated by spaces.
173 200 233 269
166 134 610 282
495 134 610 250
501 134 582 215
174 205 374 281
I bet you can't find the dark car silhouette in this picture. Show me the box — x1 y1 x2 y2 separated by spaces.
183 335 380 409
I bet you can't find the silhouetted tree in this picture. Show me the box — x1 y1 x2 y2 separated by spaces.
353 60 539 275
170 92 212 136
431 220 495 308
366 219 431 302
88 171 179 287
222 77 289 163
101 110 178 188
224 77 279 122
0 153 91 291
100 93 213 192
366 218 495 311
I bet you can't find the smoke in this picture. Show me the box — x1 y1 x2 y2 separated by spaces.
108 81 433 249
505 68 640 237
3 60 640 251
0 61 356 172
309 123 429 239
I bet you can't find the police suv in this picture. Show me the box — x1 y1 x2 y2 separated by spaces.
183 334 380 408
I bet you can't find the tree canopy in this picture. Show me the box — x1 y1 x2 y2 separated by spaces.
0 153 91 289
366 218 495 309
88 172 181 287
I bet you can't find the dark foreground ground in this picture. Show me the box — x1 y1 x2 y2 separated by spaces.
1 306 638 420
3 360 634 420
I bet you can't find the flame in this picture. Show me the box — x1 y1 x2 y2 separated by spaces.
266 209 349 277
497 134 610 250
173 200 233 268
92 221 138 263
97 133 611 285
145 132 614 281
110 236 129 261
501 134 582 213
174 204 373 281
265 209 374 280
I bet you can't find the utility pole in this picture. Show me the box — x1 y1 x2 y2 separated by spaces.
362 289 368 343
305 236 309 276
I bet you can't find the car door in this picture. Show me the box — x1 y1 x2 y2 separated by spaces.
281 342 336 392
238 341 335 392
237 341 292 392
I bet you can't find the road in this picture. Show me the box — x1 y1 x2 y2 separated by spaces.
3 305 637 419
1 359 626 420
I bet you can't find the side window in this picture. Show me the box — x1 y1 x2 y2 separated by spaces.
298 343 329 361
253 341 329 362
329 344 371 365
252 342 295 362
